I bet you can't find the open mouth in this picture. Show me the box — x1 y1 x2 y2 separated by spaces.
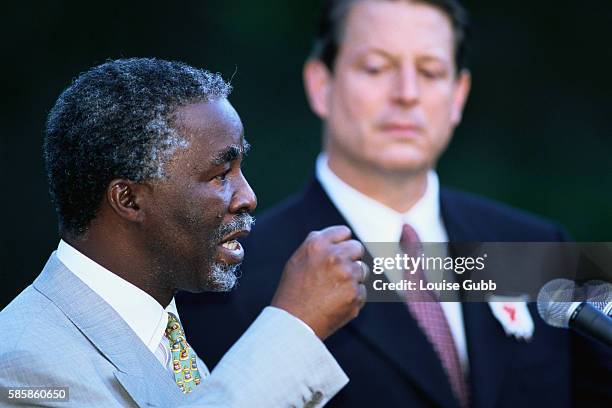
216 230 249 264
220 239 243 257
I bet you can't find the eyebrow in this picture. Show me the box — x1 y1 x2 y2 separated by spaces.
363 48 397 62
417 55 450 65
362 48 450 65
211 139 251 166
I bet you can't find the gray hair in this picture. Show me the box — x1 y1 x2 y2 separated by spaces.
44 58 232 236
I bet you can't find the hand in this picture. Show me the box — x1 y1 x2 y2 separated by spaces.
271 225 367 340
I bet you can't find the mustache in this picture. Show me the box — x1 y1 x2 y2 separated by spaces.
211 213 255 244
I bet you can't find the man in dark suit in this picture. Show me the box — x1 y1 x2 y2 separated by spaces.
178 0 611 406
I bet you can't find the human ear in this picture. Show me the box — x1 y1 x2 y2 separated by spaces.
303 59 333 119
450 70 471 125
106 180 146 223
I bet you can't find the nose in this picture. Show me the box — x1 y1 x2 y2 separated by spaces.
391 65 419 106
230 170 257 214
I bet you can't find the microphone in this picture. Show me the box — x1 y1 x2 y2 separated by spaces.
583 280 612 316
537 279 612 346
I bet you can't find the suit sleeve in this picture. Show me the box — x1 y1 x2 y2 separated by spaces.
184 306 348 408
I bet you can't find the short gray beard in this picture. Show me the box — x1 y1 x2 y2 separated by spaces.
207 262 241 292
205 213 254 292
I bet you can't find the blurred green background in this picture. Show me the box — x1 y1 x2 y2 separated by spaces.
1 0 611 307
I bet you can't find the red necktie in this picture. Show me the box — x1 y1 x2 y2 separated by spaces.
400 223 469 408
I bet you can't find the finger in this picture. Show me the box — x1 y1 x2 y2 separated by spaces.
348 259 368 283
356 283 367 305
335 239 364 261
317 225 352 243
356 260 369 282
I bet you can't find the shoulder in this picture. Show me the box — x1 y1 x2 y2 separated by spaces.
0 288 125 405
441 187 570 241
253 190 311 233
0 286 64 351
244 188 314 254
0 286 100 365
248 177 344 242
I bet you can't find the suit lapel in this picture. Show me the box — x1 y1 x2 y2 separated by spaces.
441 189 517 408
301 179 459 408
33 254 184 407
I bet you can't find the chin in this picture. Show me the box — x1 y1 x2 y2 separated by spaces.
369 154 432 175
204 262 241 292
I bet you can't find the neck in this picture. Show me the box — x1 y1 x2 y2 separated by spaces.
62 223 174 308
326 154 429 213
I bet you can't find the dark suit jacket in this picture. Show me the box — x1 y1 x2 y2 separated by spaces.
178 178 612 408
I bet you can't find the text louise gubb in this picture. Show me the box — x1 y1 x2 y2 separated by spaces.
372 279 497 292
370 254 496 292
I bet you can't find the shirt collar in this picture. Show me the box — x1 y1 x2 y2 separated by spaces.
315 153 448 243
56 240 179 354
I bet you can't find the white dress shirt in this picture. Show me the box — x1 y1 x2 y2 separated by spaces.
56 240 206 375
316 153 469 373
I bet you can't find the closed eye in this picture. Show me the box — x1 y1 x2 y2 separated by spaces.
420 68 446 79
212 168 231 182
216 171 230 181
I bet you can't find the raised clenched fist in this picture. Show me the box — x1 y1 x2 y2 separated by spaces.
271 225 368 340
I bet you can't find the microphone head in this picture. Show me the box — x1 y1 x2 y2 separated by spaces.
583 280 612 313
583 280 612 301
537 279 582 328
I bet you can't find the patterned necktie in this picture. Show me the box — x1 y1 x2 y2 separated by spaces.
166 312 202 393
400 224 469 408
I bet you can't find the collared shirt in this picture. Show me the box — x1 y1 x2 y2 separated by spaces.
316 153 469 373
56 240 190 373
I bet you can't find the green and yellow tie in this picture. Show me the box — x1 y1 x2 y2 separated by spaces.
166 312 202 393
